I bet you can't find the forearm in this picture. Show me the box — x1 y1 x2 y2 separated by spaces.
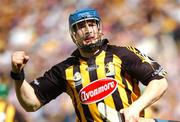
14 79 42 112
139 117 155 122
131 78 168 112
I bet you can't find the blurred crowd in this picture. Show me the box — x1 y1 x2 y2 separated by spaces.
0 0 180 121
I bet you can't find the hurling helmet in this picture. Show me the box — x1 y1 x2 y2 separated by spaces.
69 8 100 28
69 8 103 52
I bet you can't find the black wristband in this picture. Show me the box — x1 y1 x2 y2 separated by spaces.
10 70 25 81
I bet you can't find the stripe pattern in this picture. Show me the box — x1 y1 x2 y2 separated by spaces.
65 49 142 122
0 100 16 122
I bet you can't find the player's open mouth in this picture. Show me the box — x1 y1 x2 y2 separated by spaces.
84 36 95 44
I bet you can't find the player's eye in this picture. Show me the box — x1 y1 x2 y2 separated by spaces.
88 23 96 27
78 24 86 29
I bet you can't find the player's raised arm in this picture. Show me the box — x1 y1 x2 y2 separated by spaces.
11 51 42 112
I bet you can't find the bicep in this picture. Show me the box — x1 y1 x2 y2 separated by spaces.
147 78 168 91
15 79 42 111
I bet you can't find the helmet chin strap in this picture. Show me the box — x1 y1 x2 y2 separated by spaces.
80 40 102 52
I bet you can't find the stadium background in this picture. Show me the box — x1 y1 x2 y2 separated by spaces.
0 0 180 121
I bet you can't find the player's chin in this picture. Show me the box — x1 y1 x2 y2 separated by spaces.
83 40 93 45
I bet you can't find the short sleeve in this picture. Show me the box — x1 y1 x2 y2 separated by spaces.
121 46 167 85
30 65 67 105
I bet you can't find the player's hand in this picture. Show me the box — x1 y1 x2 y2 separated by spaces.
120 106 140 122
11 51 29 73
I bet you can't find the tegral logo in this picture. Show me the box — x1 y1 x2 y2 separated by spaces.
79 78 118 104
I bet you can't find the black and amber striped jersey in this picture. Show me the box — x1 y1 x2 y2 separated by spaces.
0 100 27 122
30 39 166 122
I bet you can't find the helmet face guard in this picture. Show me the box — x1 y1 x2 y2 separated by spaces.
69 8 103 52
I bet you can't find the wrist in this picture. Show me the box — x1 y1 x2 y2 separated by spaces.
10 69 25 81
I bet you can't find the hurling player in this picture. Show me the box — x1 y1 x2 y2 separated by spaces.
11 8 168 122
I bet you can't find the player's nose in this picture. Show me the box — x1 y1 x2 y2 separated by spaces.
85 23 91 31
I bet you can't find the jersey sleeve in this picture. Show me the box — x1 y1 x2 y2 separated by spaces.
30 64 67 105
121 46 167 86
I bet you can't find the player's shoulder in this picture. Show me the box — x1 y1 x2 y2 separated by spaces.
53 56 78 69
107 44 136 55
107 44 146 62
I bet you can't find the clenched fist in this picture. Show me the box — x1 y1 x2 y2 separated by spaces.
11 51 29 73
